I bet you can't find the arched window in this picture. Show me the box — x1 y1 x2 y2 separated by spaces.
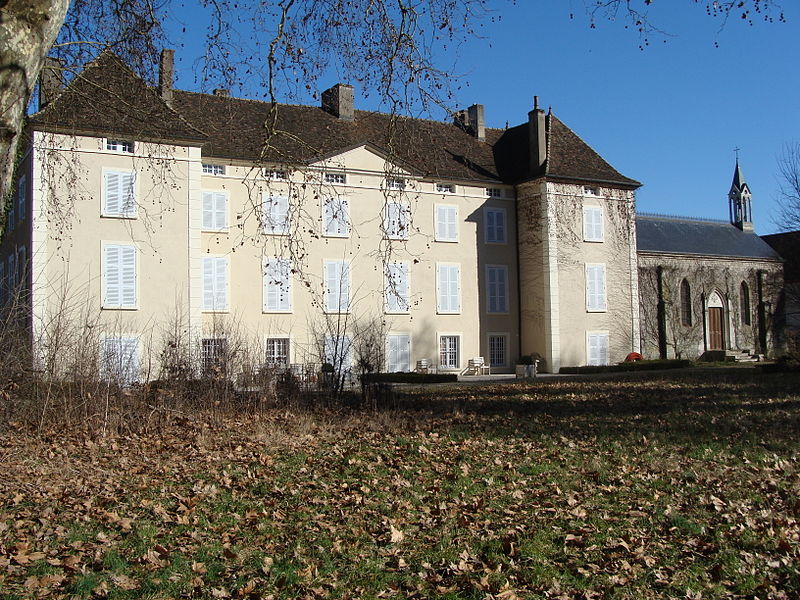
740 281 751 325
680 279 692 326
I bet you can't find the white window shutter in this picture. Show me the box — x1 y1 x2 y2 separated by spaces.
486 210 496 242
437 265 445 311
203 258 215 309
447 207 457 239
325 261 348 312
105 172 121 215
120 246 136 307
121 172 136 215
452 265 460 312
202 192 214 229
215 193 227 229
340 262 350 311
104 245 121 307
498 267 506 311
215 258 228 310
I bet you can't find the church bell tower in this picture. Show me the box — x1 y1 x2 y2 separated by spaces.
729 159 753 231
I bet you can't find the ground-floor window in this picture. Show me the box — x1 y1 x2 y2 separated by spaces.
587 332 609 366
439 335 460 370
387 334 411 372
265 337 290 367
488 334 508 367
201 337 228 375
100 336 139 384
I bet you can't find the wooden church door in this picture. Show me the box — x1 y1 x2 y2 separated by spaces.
708 307 724 350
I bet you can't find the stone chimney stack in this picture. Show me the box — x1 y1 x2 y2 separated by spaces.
38 57 64 110
528 95 547 173
467 104 486 141
158 49 175 106
321 83 354 121
213 89 229 97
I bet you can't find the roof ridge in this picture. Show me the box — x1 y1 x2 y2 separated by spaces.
637 211 731 225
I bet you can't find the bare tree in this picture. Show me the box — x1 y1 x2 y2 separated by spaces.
777 142 800 232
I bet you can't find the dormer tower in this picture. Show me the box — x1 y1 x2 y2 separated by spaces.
729 159 753 231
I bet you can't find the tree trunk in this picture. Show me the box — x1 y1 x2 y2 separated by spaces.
0 0 69 208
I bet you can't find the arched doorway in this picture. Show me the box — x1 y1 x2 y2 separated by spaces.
707 292 725 350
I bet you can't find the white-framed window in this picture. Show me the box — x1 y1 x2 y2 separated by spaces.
586 263 607 312
436 183 455 194
583 205 604 242
386 334 411 372
583 185 600 197
265 337 290 367
386 178 405 190
488 333 508 368
201 338 228 375
17 174 26 225
106 139 134 153
485 207 506 244
385 261 409 313
436 263 461 314
263 257 292 312
102 244 137 309
202 256 229 311
262 194 290 234
486 265 508 314
268 169 288 181
102 170 137 218
384 201 410 240
587 332 609 366
439 334 460 370
325 172 346 185
324 259 350 313
324 335 352 370
202 191 228 231
485 187 502 198
202 163 225 176
435 205 458 242
100 336 139 383
323 196 350 237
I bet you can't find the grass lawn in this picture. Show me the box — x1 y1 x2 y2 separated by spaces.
1 369 799 599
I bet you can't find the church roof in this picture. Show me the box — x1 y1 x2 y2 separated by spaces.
28 51 638 188
636 214 781 260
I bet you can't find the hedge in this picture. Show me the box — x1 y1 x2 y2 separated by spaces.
559 359 692 375
360 372 459 384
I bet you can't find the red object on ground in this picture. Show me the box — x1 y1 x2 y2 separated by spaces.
625 352 643 362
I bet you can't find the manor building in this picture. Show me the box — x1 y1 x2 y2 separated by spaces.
0 51 782 379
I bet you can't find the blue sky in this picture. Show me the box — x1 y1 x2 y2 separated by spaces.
166 1 799 234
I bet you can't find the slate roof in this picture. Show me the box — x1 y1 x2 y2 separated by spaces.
28 52 207 143
27 51 639 188
762 231 800 281
636 214 781 260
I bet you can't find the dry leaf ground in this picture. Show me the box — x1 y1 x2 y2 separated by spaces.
1 369 799 599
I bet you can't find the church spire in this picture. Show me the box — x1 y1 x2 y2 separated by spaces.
729 157 753 231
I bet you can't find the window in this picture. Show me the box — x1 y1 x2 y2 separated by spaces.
385 262 409 313
103 171 137 218
325 172 346 185
6 254 14 292
585 264 607 312
583 205 604 242
387 334 411 372
267 169 288 181
202 256 228 311
202 163 225 176
106 139 134 153
439 335 460 370
324 260 350 312
8 192 15 231
262 194 290 234
100 337 139 383
583 185 600 196
435 205 458 242
263 257 292 312
740 281 751 325
487 265 508 313
485 207 506 244
680 279 692 326
324 335 352 369
587 332 609 366
384 201 410 240
485 187 502 198
488 334 508 368
201 338 228 376
17 175 26 225
265 337 290 367
202 191 228 230
323 196 350 237
16 246 26 286
437 264 460 313
387 178 405 190
436 183 455 194
103 244 136 309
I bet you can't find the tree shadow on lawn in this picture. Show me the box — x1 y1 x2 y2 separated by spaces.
387 369 800 448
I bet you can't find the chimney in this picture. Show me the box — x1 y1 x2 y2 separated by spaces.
38 57 64 110
213 89 229 97
158 49 174 106
467 104 485 141
528 95 547 173
321 83 354 121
